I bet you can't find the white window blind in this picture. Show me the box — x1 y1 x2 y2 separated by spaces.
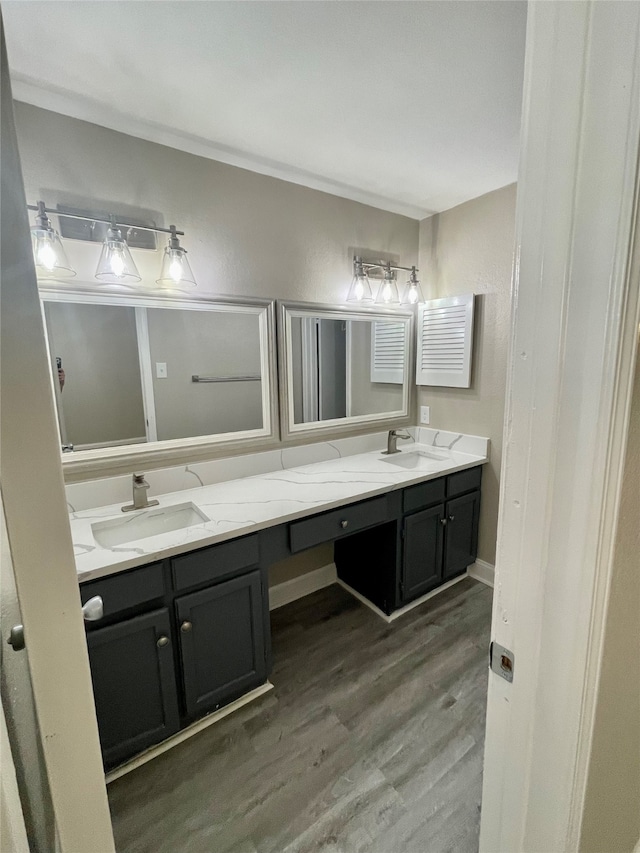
416 294 475 387
370 321 405 384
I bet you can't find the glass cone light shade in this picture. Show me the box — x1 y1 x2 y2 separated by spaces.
157 227 197 288
375 270 400 305
30 202 75 279
401 268 425 305
346 257 373 302
95 226 141 283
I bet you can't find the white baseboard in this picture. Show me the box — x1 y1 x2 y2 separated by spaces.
268 563 337 610
467 558 495 588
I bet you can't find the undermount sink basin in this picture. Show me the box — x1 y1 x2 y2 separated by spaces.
92 502 210 549
382 450 447 469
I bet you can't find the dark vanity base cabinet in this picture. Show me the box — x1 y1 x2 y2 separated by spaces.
87 608 180 770
443 490 480 580
176 570 267 720
401 504 445 602
82 466 481 768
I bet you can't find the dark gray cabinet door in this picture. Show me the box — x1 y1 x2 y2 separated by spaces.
86 608 180 769
176 570 267 719
401 504 444 603
443 490 480 579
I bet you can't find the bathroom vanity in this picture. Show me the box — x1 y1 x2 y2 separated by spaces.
73 436 486 771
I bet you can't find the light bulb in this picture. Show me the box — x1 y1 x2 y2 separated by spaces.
169 256 183 283
381 282 392 303
354 278 365 301
110 250 126 277
37 240 57 271
407 285 419 304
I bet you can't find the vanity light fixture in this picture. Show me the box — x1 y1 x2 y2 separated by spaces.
401 267 425 305
375 263 400 305
95 217 142 283
346 256 374 303
156 225 196 288
349 256 421 306
30 201 76 279
26 201 197 288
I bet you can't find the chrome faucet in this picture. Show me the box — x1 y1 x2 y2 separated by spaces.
383 429 412 455
121 473 160 513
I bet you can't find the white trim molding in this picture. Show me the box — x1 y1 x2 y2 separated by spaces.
480 3 640 852
467 559 494 588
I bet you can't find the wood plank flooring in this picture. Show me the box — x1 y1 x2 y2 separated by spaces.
108 578 492 853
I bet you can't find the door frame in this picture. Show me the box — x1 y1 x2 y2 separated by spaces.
480 3 640 851
0 20 115 852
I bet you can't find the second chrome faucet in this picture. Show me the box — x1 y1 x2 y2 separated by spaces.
382 429 412 455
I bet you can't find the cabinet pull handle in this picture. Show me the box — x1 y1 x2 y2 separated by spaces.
157 636 169 648
449 515 455 522
440 518 447 526
181 621 192 633
82 595 104 622
340 520 349 529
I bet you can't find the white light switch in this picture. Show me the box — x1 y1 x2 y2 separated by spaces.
420 406 430 425
156 362 167 379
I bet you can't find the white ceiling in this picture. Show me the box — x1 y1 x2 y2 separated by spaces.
3 1 527 219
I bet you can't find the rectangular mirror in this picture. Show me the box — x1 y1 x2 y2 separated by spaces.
40 288 277 475
278 301 414 440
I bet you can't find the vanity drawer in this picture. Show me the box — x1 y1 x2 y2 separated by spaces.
289 497 389 553
446 466 482 498
172 534 260 592
403 478 446 514
80 563 165 622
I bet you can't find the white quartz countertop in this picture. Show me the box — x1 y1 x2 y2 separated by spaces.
72 441 488 584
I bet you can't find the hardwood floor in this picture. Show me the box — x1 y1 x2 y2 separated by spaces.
108 578 492 853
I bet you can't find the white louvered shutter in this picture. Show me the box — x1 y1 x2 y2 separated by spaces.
370 321 405 384
416 294 475 387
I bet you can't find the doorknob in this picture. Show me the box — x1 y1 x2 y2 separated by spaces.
82 596 104 622
7 624 25 651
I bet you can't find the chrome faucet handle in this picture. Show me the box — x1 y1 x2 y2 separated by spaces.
133 472 148 484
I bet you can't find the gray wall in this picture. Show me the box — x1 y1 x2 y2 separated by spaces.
418 183 516 565
43 301 146 447
14 102 418 308
146 308 262 440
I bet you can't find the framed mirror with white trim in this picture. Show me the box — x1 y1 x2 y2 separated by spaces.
277 300 414 441
39 285 278 477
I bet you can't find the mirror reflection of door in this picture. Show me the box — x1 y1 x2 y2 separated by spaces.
297 318 347 423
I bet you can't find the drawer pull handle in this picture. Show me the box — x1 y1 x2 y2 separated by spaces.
340 520 349 529
449 515 455 522
181 621 193 633
157 636 169 648
82 596 104 622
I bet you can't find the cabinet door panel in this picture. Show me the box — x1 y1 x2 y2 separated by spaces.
402 505 444 603
176 571 267 719
87 608 180 769
444 490 480 578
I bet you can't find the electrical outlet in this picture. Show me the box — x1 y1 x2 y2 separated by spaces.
156 362 167 379
420 406 430 425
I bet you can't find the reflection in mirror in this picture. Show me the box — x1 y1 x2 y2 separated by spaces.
280 302 413 440
44 302 146 449
146 308 262 440
42 297 271 454
290 317 406 424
